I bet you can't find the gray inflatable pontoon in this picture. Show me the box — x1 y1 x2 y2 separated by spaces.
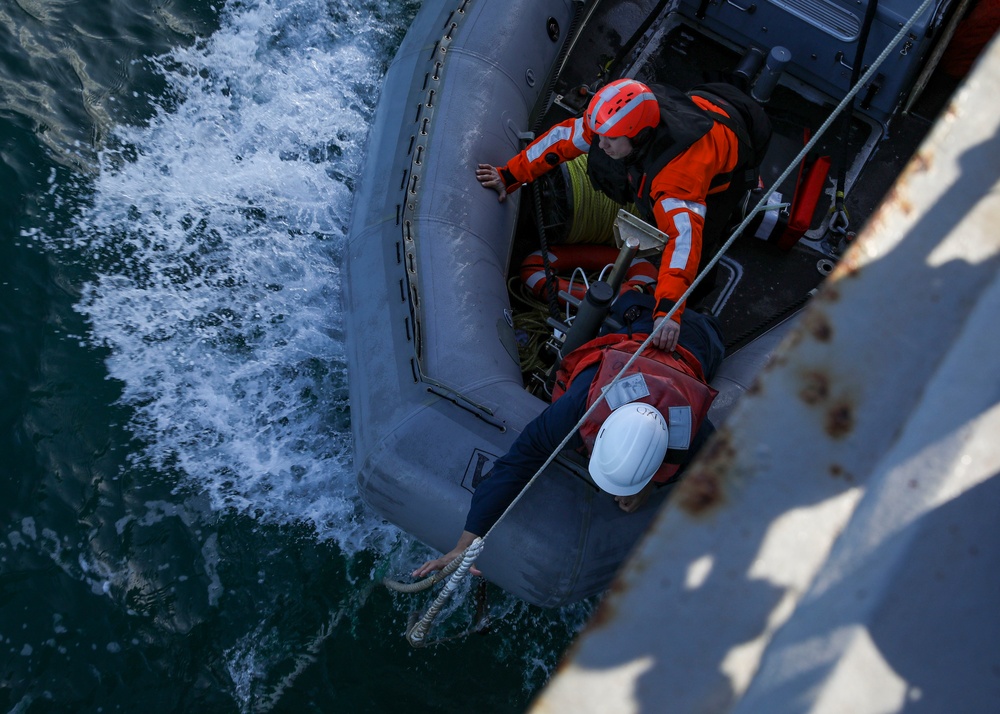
343 0 797 607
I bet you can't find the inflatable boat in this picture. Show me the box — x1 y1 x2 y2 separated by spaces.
343 0 951 606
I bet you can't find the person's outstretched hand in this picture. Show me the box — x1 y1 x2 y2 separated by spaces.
412 530 482 579
476 163 508 203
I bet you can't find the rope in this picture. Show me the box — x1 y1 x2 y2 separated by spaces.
565 155 629 244
405 537 484 647
383 544 467 593
394 0 937 643
507 275 561 378
253 552 395 712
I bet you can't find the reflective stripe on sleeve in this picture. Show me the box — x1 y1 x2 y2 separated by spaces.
659 197 707 218
669 213 693 270
526 125 573 163
570 117 589 153
525 117 587 164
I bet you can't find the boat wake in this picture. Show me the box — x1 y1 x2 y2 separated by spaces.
49 0 413 547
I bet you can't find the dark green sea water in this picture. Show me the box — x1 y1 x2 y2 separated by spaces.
0 1 591 711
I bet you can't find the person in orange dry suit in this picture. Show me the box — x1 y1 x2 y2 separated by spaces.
477 77 770 352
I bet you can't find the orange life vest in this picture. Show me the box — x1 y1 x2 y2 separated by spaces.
553 333 718 484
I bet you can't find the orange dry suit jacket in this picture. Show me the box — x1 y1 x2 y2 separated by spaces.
497 84 757 325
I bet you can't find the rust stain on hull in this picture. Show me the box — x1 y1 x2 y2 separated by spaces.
675 433 734 516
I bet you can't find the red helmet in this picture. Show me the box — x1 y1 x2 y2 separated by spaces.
586 79 659 138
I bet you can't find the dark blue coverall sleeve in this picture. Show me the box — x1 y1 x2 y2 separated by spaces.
463 366 596 536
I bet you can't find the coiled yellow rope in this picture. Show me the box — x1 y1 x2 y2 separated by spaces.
564 154 637 244
508 276 558 377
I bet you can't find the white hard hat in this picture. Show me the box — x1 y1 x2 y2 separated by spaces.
588 403 669 496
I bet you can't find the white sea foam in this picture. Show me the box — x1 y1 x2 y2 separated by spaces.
64 0 413 550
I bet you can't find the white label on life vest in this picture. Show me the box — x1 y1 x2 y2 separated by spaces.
602 374 650 411
667 406 692 450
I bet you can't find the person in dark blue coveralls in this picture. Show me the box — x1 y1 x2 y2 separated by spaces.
413 291 724 578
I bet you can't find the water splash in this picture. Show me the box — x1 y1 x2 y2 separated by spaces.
61 0 415 550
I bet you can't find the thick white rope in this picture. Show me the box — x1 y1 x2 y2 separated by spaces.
405 537 484 647
383 545 466 593
401 0 936 642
